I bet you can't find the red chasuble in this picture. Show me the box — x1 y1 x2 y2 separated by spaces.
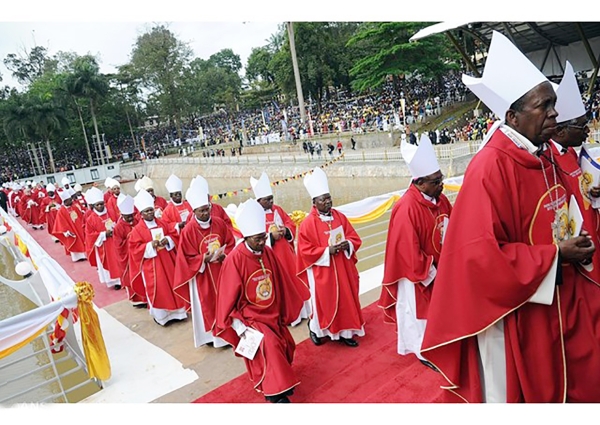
114 216 146 303
20 193 43 226
104 192 119 220
379 184 452 321
128 219 186 310
173 216 234 328
85 209 121 280
153 195 168 217
162 200 193 245
296 207 364 335
214 244 310 396
51 204 86 255
211 202 233 228
39 195 62 237
421 129 600 403
266 204 309 298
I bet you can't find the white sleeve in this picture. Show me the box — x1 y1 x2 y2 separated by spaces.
528 247 558 305
422 263 437 287
94 231 107 247
343 240 355 259
231 318 247 336
314 247 331 267
144 241 158 259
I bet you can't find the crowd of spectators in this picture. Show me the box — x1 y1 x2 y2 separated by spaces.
4 68 600 183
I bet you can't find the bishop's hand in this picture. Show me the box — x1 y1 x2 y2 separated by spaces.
558 231 595 263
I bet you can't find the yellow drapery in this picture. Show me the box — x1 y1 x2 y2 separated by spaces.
74 282 111 381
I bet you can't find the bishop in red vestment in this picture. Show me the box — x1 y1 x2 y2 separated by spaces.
51 190 86 262
214 199 310 403
114 194 147 307
84 187 122 289
129 189 187 326
173 187 234 348
162 176 193 247
297 168 364 347
39 184 62 242
422 53 600 403
250 171 311 326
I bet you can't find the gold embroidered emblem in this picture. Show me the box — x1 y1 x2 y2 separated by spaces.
105 219 114 231
551 203 570 243
70 210 78 223
580 171 593 208
208 239 221 255
256 276 272 301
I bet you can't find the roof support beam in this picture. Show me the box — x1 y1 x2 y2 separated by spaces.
501 23 518 46
575 22 599 70
445 31 481 77
540 43 553 74
552 45 565 75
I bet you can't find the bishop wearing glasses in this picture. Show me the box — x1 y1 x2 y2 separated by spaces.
379 133 451 370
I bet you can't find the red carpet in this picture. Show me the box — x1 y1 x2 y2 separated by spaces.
194 302 446 403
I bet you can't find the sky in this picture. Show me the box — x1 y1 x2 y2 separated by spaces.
0 21 281 89
0 1 586 91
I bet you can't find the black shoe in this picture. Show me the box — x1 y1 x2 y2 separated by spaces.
308 321 322 346
420 359 439 373
340 337 359 347
133 303 148 309
114 284 122 290
265 394 291 403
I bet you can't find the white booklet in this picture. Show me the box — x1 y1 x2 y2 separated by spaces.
150 227 165 242
568 194 583 238
209 244 227 262
235 327 264 360
328 225 345 246
579 144 600 209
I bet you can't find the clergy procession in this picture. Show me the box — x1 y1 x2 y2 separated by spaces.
4 29 600 404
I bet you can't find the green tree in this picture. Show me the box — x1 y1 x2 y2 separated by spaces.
3 45 54 86
347 22 460 92
128 24 192 141
62 55 109 165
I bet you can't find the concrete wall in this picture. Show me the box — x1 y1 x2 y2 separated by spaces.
120 153 473 182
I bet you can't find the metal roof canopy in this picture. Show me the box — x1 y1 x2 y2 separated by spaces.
410 22 600 94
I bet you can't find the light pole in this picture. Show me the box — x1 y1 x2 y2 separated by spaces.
287 22 307 128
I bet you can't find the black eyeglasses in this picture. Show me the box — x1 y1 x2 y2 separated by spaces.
421 174 445 186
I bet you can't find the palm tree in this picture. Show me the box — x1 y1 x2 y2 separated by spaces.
65 56 109 165
28 93 68 174
2 94 43 174
60 72 94 166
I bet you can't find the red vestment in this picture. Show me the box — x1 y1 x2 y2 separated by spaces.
104 192 119 220
550 142 600 283
266 205 309 304
173 216 234 327
39 195 62 238
114 216 146 304
85 209 121 280
214 243 310 396
153 195 168 218
421 129 600 403
379 184 452 322
162 200 193 245
20 193 43 226
296 207 364 335
211 202 233 228
51 204 86 255
128 218 186 310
